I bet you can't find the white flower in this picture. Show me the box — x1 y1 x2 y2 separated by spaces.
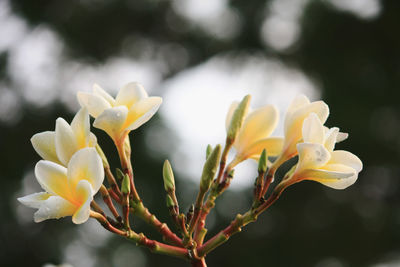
77 82 162 142
277 95 330 165
18 148 104 224
225 101 283 165
31 108 96 166
283 113 362 189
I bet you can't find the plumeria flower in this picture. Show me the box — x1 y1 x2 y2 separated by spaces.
31 107 97 166
273 95 330 169
281 113 362 189
18 148 104 224
77 82 162 143
225 101 283 166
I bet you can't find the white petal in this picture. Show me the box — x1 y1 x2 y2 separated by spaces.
67 148 104 194
302 113 324 144
88 132 97 147
286 94 310 115
33 196 76 223
301 167 357 190
93 106 128 141
72 180 93 224
125 97 162 131
237 105 279 151
55 118 79 166
70 107 90 148
297 142 331 170
31 131 61 164
336 132 349 143
329 150 363 173
324 127 339 151
225 101 239 131
93 83 116 106
18 192 51 209
35 160 70 199
115 82 148 108
284 100 329 137
245 137 284 160
77 92 112 118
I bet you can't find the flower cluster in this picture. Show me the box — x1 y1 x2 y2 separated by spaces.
19 83 161 224
225 94 362 191
18 82 362 267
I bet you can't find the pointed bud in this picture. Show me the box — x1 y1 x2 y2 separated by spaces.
206 144 213 159
95 144 109 168
228 169 235 178
163 160 175 192
200 144 222 191
115 168 125 181
166 195 175 209
227 95 251 143
121 174 131 195
258 149 268 173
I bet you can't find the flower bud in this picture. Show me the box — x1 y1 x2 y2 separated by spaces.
258 149 268 173
227 95 251 144
200 144 222 191
166 195 175 209
121 174 131 195
115 168 125 181
163 160 175 192
206 144 213 159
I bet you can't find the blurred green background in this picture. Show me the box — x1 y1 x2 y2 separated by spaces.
1 0 400 266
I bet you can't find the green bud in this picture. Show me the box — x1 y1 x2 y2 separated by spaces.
121 174 131 195
166 195 175 208
228 169 235 178
258 149 268 173
206 144 213 159
200 144 222 191
227 95 251 143
115 168 125 181
95 144 109 168
163 160 175 192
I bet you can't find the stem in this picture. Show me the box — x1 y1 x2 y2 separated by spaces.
132 201 183 247
90 200 106 217
105 166 122 199
100 185 122 223
122 193 131 230
253 170 265 205
193 194 216 245
215 141 231 185
115 133 140 202
90 211 126 236
91 211 188 260
191 258 207 267
197 183 287 257
127 231 189 260
260 167 276 197
188 187 207 235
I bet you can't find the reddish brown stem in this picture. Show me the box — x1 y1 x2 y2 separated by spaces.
105 166 122 198
90 201 106 217
91 211 188 260
131 232 189 260
100 185 122 222
132 202 184 247
197 183 287 257
90 211 126 236
191 258 207 267
108 188 122 204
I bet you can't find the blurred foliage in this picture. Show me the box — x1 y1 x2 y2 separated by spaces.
1 0 400 266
